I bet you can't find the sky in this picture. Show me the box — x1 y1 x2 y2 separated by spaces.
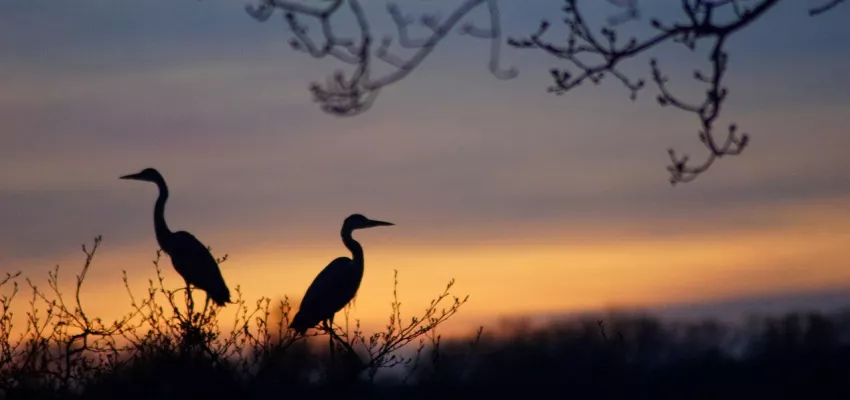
1 0 849 337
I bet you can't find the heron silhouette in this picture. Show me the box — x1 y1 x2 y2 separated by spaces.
290 214 394 336
120 168 231 309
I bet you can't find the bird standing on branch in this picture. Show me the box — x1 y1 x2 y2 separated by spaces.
290 213 394 335
120 168 231 308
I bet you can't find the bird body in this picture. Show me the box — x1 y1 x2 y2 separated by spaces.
121 168 231 306
290 256 362 335
166 231 231 306
290 214 393 335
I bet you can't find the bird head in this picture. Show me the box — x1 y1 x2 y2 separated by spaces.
120 168 164 183
344 214 394 231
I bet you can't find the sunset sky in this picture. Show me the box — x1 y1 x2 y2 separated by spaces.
1 0 849 336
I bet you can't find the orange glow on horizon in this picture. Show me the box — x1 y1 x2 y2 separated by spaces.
5 196 850 339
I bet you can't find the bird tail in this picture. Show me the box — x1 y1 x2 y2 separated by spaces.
289 311 311 335
207 286 231 307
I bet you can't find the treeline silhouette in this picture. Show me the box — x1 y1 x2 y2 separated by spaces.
2 237 849 399
416 311 850 398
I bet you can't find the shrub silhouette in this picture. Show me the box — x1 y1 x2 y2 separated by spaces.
0 236 469 398
2 236 850 398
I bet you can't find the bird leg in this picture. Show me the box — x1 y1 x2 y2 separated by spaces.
324 319 334 355
184 281 195 318
327 315 361 373
322 319 336 371
201 295 211 321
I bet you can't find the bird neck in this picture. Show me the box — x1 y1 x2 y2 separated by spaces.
341 227 363 267
153 178 172 249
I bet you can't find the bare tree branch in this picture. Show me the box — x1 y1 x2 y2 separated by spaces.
809 0 847 16
240 0 846 185
245 0 517 116
508 0 782 185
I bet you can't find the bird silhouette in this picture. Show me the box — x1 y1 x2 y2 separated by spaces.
290 214 394 335
120 168 231 307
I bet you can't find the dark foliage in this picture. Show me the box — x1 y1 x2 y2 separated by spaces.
412 311 850 397
0 237 469 399
3 237 850 398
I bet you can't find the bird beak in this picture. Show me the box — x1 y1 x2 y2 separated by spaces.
120 172 142 180
365 219 394 228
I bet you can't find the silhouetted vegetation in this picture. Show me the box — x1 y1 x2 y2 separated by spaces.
0 237 469 399
3 236 850 398
241 0 847 183
412 312 850 397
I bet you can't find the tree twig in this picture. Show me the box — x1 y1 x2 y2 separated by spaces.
245 0 517 116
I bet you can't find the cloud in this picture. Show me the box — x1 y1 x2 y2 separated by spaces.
2 0 849 317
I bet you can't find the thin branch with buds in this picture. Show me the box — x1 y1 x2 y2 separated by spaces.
508 0 784 184
809 0 847 16
508 0 846 184
244 0 517 116
235 0 847 185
